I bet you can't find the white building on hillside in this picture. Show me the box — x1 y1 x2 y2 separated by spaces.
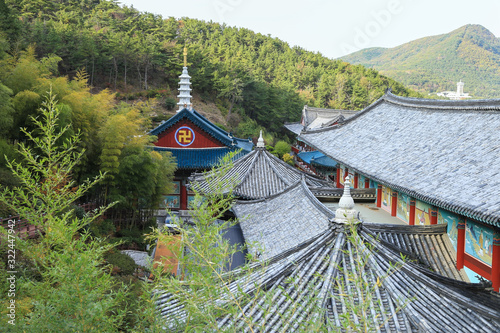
437 80 471 100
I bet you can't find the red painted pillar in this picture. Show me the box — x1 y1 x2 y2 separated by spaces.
492 231 500 292
354 174 359 188
430 207 438 225
391 191 397 216
409 199 416 225
180 179 188 210
336 167 341 188
376 184 382 208
344 168 349 182
364 178 369 189
456 219 466 270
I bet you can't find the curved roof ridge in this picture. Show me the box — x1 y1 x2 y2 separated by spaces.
234 178 334 219
300 177 336 219
301 98 385 134
363 233 500 318
384 91 500 111
233 149 263 189
234 179 302 205
264 149 329 185
261 150 293 186
363 222 447 234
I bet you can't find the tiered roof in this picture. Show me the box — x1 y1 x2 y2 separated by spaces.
300 92 500 227
364 223 468 281
189 147 333 199
156 180 500 331
156 224 500 331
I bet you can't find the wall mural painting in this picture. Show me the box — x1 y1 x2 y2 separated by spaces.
465 219 493 266
187 195 196 208
359 175 365 189
370 180 377 189
171 180 180 194
348 171 355 187
397 192 409 223
161 195 180 209
438 210 462 250
339 166 345 185
382 185 391 209
415 201 431 225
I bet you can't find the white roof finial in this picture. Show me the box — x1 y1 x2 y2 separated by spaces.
257 130 265 148
333 176 360 224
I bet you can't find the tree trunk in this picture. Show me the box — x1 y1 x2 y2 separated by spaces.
124 57 127 93
136 62 142 89
91 57 95 87
113 57 118 90
144 61 149 90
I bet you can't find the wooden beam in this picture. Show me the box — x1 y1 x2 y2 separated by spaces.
492 231 500 291
456 219 466 270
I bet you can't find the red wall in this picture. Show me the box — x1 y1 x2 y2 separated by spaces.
154 119 225 148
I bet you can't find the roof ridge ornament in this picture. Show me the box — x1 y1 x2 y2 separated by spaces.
257 130 265 148
333 176 360 224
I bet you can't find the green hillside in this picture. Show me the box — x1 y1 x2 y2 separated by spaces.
1 0 418 140
342 24 500 98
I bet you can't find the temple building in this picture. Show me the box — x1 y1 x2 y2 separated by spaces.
149 48 253 211
157 177 500 331
285 105 356 182
299 91 500 290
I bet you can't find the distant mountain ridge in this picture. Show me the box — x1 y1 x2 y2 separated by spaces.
341 24 500 98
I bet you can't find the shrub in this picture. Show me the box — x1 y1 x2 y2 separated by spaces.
89 219 116 237
214 122 228 131
282 153 294 165
105 251 137 275
164 97 177 110
274 140 291 158
116 227 146 249
151 114 172 123
146 89 158 98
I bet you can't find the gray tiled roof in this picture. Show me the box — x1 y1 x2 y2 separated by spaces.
283 122 304 135
300 92 500 227
302 106 358 130
232 180 333 260
189 148 333 199
156 224 500 332
284 107 358 135
364 223 469 281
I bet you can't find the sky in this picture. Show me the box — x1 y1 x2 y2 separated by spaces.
118 0 500 59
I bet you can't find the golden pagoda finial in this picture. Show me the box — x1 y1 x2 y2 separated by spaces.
183 46 187 67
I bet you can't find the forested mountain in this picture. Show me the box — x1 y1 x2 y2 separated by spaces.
1 0 418 138
0 0 420 209
342 24 500 98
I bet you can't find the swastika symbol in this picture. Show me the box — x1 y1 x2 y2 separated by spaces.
175 126 195 147
178 130 192 143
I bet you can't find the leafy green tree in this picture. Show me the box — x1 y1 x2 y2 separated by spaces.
0 91 127 331
0 81 13 135
273 140 291 159
0 0 20 42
